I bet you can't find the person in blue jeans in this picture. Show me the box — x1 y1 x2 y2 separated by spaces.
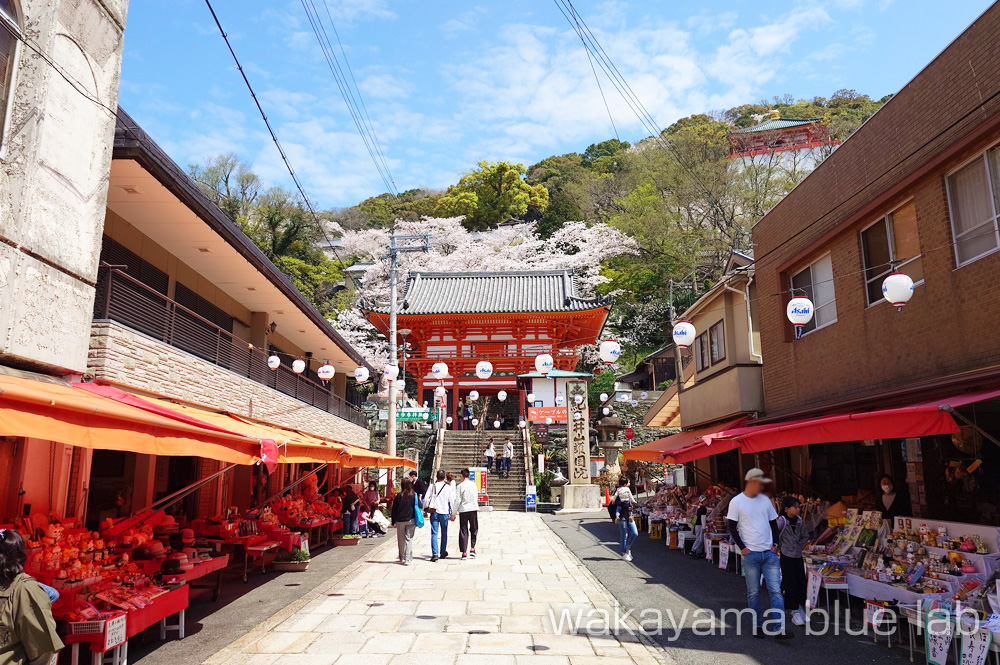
422 470 455 562
726 468 791 640
614 476 638 561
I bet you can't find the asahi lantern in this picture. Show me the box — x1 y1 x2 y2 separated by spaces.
534 353 554 375
469 390 479 401
431 362 449 379
267 355 281 370
475 361 494 380
545 417 553 425
603 407 610 415
317 364 335 382
599 392 608 402
493 420 501 429
353 366 370 383
598 339 621 364
471 418 479 427
526 392 536 403
786 296 815 340
497 390 507 402
292 359 306 374
383 364 399 381
446 416 453 424
672 321 696 348
434 385 447 397
394 379 405 392
518 419 527 428
573 394 584 404
882 272 914 311
555 394 565 405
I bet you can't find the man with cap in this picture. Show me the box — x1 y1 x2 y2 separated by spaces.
726 468 790 640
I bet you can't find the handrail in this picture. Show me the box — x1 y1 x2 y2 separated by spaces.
94 267 366 427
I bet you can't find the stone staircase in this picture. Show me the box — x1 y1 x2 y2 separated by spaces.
436 430 528 511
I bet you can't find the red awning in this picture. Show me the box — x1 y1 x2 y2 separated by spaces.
708 388 1000 454
623 418 745 462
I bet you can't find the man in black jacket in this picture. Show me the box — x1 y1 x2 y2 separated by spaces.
409 470 428 498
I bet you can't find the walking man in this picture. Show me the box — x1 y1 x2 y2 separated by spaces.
455 468 479 559
727 468 790 639
423 470 455 562
409 470 428 499
501 437 514 478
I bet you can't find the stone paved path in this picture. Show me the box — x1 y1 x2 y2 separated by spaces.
204 512 666 665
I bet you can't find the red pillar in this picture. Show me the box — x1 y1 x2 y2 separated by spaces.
452 384 460 430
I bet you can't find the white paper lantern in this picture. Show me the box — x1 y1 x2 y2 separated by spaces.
598 339 622 364
267 355 281 370
640 391 648 400
603 407 610 415
526 392 535 403
786 296 815 339
471 418 479 427
882 272 914 311
446 416 453 424
599 392 608 402
292 359 306 374
353 366 370 383
431 362 449 379
573 394 584 404
497 390 507 402
493 420 501 429
518 419 527 428
544 417 553 425
631 400 639 407
383 364 399 381
573 412 582 421
434 385 447 397
534 353 554 375
555 394 565 405
475 360 494 380
317 364 335 381
672 321 697 349
394 379 405 392
469 390 479 401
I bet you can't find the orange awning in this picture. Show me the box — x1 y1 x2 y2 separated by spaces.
623 418 746 462
0 373 260 464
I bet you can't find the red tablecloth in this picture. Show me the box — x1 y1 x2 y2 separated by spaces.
126 585 189 638
164 555 229 583
261 526 301 551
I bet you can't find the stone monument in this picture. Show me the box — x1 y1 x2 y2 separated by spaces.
560 380 602 509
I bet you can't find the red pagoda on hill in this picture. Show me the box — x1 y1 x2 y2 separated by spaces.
727 110 836 159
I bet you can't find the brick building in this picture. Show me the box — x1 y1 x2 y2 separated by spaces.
748 3 1000 520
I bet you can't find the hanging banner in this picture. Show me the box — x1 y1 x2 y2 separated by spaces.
806 570 822 610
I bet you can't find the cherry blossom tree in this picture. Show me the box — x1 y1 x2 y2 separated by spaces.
332 217 637 366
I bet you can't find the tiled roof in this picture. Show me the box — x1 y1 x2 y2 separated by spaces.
365 270 612 315
730 117 823 134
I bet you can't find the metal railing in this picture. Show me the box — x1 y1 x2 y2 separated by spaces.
93 267 366 427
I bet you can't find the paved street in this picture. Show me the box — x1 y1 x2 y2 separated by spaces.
202 512 665 665
544 511 913 665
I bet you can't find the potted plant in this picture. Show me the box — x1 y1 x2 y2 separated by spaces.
332 533 361 547
274 548 310 572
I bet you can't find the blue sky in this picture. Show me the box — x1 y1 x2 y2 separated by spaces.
119 0 995 208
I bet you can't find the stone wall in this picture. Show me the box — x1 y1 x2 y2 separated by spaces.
87 321 370 448
0 0 129 373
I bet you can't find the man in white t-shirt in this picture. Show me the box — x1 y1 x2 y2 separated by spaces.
726 468 790 639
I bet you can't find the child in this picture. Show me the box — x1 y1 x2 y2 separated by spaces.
777 495 812 626
357 506 370 537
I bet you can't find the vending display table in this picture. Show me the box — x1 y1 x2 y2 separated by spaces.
165 553 229 601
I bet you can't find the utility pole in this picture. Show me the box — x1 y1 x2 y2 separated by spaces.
387 233 430 456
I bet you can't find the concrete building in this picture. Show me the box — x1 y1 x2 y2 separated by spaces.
1 0 129 374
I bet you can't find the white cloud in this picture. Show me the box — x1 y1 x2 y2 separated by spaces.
323 0 395 22
440 6 487 39
358 73 410 99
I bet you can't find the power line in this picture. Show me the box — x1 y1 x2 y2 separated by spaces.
202 0 347 266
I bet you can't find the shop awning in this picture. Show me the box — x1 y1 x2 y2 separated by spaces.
0 373 260 464
708 388 1000 454
623 418 745 462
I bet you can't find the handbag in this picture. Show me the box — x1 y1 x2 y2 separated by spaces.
424 482 443 515
414 495 425 528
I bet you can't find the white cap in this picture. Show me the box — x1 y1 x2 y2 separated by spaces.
744 468 772 483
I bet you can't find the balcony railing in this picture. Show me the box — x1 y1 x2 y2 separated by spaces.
94 267 366 427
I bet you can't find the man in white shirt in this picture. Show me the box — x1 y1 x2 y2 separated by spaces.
423 470 456 562
501 438 514 478
726 468 790 639
454 468 480 559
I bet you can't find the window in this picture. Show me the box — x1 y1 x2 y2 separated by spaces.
694 331 709 371
0 0 19 152
861 202 924 306
709 321 725 364
790 254 837 335
947 146 1000 266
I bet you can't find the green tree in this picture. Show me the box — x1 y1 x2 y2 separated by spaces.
581 138 630 168
189 152 261 226
434 160 550 231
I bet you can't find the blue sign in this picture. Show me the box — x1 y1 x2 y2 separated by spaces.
525 485 537 510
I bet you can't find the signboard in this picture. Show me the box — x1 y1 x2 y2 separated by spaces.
382 408 437 422
806 570 822 610
299 535 310 558
960 626 992 665
704 535 712 561
864 600 885 631
528 406 568 423
537 453 545 474
104 614 127 651
469 467 489 502
677 531 686 550
525 485 537 511
535 424 549 443
925 610 954 665
717 541 730 570
566 381 590 484
624 427 635 440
